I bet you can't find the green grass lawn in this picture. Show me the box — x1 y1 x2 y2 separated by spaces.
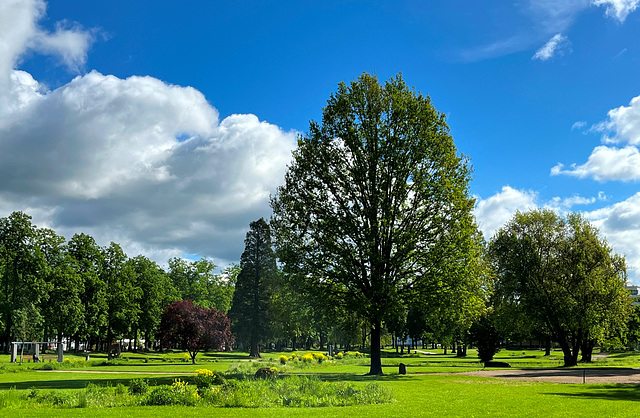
0 348 639 417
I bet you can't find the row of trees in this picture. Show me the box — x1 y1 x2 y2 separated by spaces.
0 211 235 356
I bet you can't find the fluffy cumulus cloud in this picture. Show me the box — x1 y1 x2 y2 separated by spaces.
552 95 640 181
551 146 640 181
532 33 570 60
0 1 297 265
586 193 640 280
474 185 603 234
474 186 538 239
0 0 94 76
475 186 640 283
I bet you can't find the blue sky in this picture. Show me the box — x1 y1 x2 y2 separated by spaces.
2 0 640 284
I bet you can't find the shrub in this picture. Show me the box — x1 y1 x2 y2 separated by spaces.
312 353 328 363
334 352 343 360
143 378 199 406
301 353 314 363
254 367 279 379
128 378 149 395
194 369 225 388
279 355 288 365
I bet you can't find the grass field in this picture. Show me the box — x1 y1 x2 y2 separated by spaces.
0 348 639 417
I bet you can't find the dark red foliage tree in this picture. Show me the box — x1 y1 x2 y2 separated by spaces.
157 299 234 364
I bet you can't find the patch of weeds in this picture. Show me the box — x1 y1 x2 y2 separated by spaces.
142 378 199 406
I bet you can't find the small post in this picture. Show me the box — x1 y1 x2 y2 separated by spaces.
399 363 407 375
11 343 17 363
583 369 586 384
57 342 64 363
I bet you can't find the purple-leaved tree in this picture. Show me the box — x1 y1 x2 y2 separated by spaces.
157 299 234 364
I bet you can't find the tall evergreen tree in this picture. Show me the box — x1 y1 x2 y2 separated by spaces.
228 218 277 358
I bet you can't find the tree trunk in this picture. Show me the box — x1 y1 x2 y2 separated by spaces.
367 321 383 375
545 335 551 356
580 339 596 363
250 335 261 358
558 339 578 367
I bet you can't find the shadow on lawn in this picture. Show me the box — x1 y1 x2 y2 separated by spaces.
303 371 410 382
0 376 179 390
547 384 640 402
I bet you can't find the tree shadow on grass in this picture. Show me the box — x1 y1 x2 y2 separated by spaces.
0 376 180 390
546 384 640 402
296 371 410 382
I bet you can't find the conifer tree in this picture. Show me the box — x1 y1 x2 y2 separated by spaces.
228 218 276 357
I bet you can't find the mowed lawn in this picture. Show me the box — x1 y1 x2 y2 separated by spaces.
0 349 639 417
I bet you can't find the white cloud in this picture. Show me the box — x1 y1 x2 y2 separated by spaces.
461 0 637 61
28 20 96 72
551 146 640 181
0 0 297 265
547 194 597 210
592 0 639 22
474 186 538 239
533 33 571 60
593 95 640 145
586 192 640 282
571 120 587 130
553 94 640 181
528 1 590 33
476 186 640 284
0 0 94 79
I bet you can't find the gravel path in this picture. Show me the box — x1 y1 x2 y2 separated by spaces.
36 370 188 375
452 368 640 384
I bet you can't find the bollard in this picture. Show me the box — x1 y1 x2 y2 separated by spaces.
399 363 407 375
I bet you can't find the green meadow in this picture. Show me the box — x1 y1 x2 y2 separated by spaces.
0 349 638 417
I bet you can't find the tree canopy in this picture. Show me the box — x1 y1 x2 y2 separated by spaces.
157 299 233 364
489 209 631 366
271 73 478 374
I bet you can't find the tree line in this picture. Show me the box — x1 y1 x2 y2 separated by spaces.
0 211 235 357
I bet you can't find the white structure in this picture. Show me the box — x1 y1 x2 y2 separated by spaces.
10 341 64 363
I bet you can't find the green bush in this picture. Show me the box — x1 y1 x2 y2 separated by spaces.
194 369 225 388
254 366 279 379
142 379 199 406
128 378 149 395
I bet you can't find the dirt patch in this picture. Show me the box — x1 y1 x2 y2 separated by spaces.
447 368 640 384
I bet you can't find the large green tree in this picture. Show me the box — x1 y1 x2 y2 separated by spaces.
489 209 631 367
228 218 277 358
0 212 49 350
271 73 477 374
100 243 140 358
129 255 176 350
67 233 106 351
